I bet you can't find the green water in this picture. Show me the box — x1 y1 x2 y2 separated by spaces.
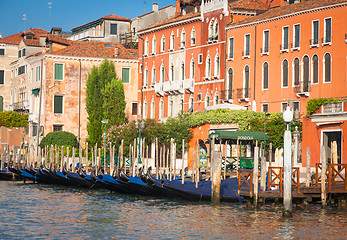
0 181 346 239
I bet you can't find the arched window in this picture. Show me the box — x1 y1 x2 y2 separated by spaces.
160 64 165 83
214 20 219 41
189 95 194 112
324 53 331 82
282 59 289 87
312 54 319 84
244 65 250 98
169 99 173 117
228 68 233 99
161 35 165 52
293 58 300 86
159 98 164 118
181 62 185 80
190 59 195 80
303 55 309 92
152 67 156 85
206 55 211 78
170 64 174 81
152 36 156 54
145 38 149 55
180 98 184 112
263 62 269 90
145 67 148 86
181 29 186 47
205 94 210 107
214 93 219 105
191 27 196 45
143 101 147 119
150 99 155 119
214 54 220 77
0 96 3 112
208 20 214 40
170 32 175 50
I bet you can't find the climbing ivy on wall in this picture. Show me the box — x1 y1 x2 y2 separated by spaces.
306 98 344 116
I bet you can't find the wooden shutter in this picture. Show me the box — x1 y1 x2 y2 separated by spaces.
122 68 130 83
55 63 63 80
0 70 4 85
0 96 3 112
54 95 63 114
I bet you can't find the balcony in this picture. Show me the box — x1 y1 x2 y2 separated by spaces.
163 80 183 95
12 100 29 113
321 37 332 46
290 42 300 51
236 88 250 102
260 47 269 56
294 81 310 97
28 113 38 123
183 79 194 93
242 50 250 58
154 83 164 96
309 39 319 48
221 89 233 102
70 28 103 41
280 43 289 53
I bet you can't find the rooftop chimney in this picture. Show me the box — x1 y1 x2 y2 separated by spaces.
114 47 119 58
152 3 159 12
175 0 181 17
0 33 2 39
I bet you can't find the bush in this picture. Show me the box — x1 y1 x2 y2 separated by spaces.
0 111 28 128
39 131 78 148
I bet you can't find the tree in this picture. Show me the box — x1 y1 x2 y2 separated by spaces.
86 59 126 146
39 131 78 148
0 111 28 128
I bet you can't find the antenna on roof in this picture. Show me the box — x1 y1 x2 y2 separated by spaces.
48 2 52 30
22 14 27 31
144 1 147 13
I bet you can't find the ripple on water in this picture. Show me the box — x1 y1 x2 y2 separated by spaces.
0 181 347 239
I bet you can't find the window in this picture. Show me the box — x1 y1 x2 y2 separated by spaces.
293 58 300 86
197 93 202 101
22 49 26 57
159 99 164 118
122 68 130 83
180 99 184 112
263 62 269 90
161 36 166 52
0 96 3 112
324 53 331 82
206 55 211 78
0 70 4 85
160 64 165 83
170 32 175 50
208 20 214 40
312 20 319 45
312 55 319 84
36 66 41 82
293 24 300 48
18 66 25 75
152 67 156 85
170 64 174 81
282 59 289 87
150 100 155 119
228 37 234 59
293 102 300 112
18 50 21 58
214 93 219 105
244 65 250 98
191 28 196 45
53 95 63 114
190 59 195 80
152 36 157 54
263 30 269 53
282 26 289 50
132 102 137 115
324 18 332 44
181 62 185 80
303 56 310 92
262 104 268 113
228 68 233 99
53 125 63 132
145 67 148 86
145 38 149 55
169 99 173 117
281 102 288 112
32 125 43 137
0 49 4 56
110 24 117 35
244 34 250 57
205 94 210 107
214 20 219 41
143 101 147 119
214 54 220 77
198 54 203 64
189 96 194 112
54 63 64 80
181 30 186 47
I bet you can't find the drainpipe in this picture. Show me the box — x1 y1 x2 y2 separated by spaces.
36 58 44 158
78 59 81 147
253 24 257 110
138 35 145 120
224 17 234 101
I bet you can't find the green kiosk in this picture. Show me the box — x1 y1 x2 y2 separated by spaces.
207 130 269 170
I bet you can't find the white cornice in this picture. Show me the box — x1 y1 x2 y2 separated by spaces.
138 16 201 36
226 2 347 30
28 54 138 64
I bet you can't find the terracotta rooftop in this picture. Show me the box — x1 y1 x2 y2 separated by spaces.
49 41 137 60
229 0 347 28
46 34 71 46
0 28 48 45
230 0 268 11
72 14 131 32
139 11 201 33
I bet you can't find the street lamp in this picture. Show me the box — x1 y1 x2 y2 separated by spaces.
135 120 145 164
263 110 270 156
282 105 293 215
101 119 108 169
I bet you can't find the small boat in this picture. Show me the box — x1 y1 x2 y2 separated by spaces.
162 177 240 202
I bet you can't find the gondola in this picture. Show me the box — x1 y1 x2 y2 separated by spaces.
162 177 240 202
100 168 132 194
141 167 176 197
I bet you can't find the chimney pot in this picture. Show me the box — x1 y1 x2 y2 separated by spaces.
175 0 181 17
114 47 119 57
152 3 159 12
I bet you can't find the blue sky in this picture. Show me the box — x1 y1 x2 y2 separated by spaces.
0 0 175 37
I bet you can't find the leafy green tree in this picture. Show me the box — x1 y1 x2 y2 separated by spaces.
0 111 28 128
39 131 78 148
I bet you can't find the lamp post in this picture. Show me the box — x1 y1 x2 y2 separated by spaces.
263 110 270 156
101 120 108 169
282 106 293 216
135 120 145 164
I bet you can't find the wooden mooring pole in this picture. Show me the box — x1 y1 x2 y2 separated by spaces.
283 127 292 215
321 145 327 207
306 147 311 187
253 145 259 205
211 150 222 203
181 139 185 184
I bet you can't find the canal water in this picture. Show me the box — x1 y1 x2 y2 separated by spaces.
0 181 346 239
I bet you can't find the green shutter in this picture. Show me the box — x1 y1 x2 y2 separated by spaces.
122 68 130 83
0 70 4 85
54 63 63 80
0 96 3 112
54 95 63 114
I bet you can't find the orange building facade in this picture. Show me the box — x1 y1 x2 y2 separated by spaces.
225 0 347 115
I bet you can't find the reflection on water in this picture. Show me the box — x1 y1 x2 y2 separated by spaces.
0 181 346 239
